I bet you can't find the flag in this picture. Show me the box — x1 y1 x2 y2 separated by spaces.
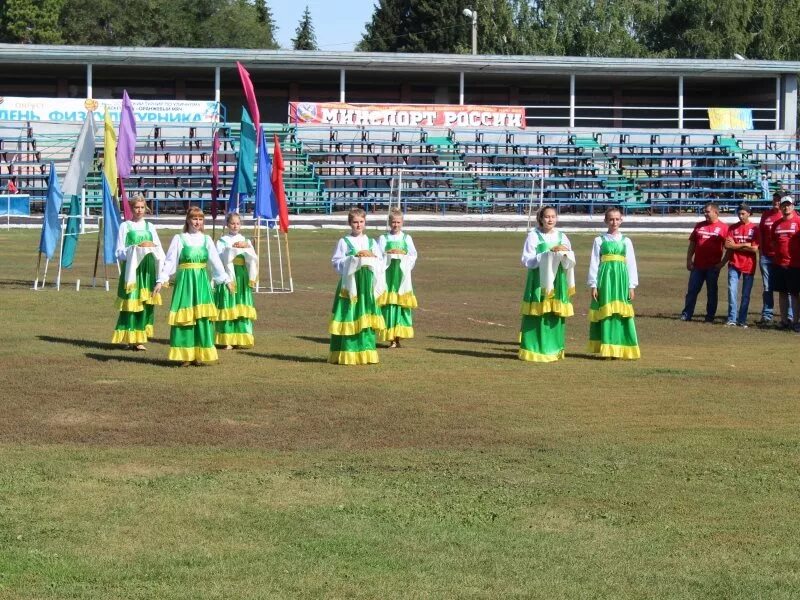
103 107 118 198
38 162 63 260
228 163 240 214
102 174 121 265
211 130 220 220
237 107 257 198
62 112 96 199
271 134 290 233
118 177 132 222
117 91 136 179
236 62 260 143
60 193 81 269
116 90 136 220
254 128 276 221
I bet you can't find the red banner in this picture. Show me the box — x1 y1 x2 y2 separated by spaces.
289 102 526 130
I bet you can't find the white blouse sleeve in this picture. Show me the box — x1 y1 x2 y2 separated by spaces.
521 232 543 269
205 235 231 284
158 235 181 283
560 233 572 250
625 237 639 288
215 236 226 255
115 221 129 262
378 234 387 252
405 234 418 269
331 238 349 275
587 236 602 288
370 237 384 261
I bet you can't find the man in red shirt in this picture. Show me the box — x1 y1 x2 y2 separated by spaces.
769 195 800 330
681 202 729 322
724 204 759 327
757 191 784 323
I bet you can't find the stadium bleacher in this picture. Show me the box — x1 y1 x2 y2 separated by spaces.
4 119 798 215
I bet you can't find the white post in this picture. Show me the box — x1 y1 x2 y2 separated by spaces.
55 216 66 290
340 69 346 103
397 170 403 212
214 66 221 103
86 63 93 98
266 221 274 293
80 189 86 234
776 75 781 130
678 75 684 129
459 72 465 105
569 75 576 128
275 226 285 290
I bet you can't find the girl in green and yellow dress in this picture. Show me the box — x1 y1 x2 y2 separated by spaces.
154 206 232 366
112 195 164 350
214 212 258 349
328 208 386 365
519 206 576 362
377 208 418 348
587 206 640 359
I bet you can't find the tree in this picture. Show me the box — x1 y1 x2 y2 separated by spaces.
0 0 63 44
292 6 318 50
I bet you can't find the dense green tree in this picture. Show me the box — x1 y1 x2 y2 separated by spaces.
292 6 318 50
0 0 63 44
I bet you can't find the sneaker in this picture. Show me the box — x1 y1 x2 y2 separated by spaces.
725 321 737 327
704 317 715 324
738 323 749 329
680 314 691 321
776 321 791 331
794 323 800 333
757 317 773 326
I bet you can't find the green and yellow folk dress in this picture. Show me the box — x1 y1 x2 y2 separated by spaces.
160 233 229 363
214 234 258 348
587 234 640 359
329 236 386 365
519 229 575 362
378 232 418 342
112 220 163 345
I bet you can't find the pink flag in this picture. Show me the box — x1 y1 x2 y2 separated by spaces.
210 130 220 221
236 62 261 143
118 177 133 221
116 90 136 220
271 134 289 233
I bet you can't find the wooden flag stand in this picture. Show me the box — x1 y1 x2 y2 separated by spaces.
253 219 293 294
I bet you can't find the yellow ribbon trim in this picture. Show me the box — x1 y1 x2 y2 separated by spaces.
378 325 414 341
329 314 386 336
589 301 635 322
328 349 380 365
518 348 565 363
179 262 206 270
215 332 254 348
168 346 219 363
168 303 219 326
111 324 153 345
377 291 418 308
601 254 625 263
116 298 144 313
587 341 641 360
216 305 257 321
122 286 163 305
520 299 575 318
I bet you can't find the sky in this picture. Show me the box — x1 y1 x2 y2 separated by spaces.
270 0 377 51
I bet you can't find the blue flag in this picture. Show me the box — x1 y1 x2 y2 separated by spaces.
38 162 63 260
254 129 277 221
102 174 121 265
228 163 241 213
60 194 81 269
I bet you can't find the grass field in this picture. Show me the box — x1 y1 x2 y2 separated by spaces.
1 226 799 599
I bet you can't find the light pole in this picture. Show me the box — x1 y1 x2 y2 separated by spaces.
463 8 477 55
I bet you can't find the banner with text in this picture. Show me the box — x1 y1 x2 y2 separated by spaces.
0 97 220 125
290 102 526 130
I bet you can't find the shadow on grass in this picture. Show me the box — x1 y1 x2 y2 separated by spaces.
294 335 330 345
85 352 176 367
0 279 35 289
38 335 120 351
639 312 721 324
242 351 327 364
429 335 516 346
568 352 616 361
427 348 518 360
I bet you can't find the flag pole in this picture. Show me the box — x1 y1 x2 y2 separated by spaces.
55 215 67 290
266 221 274 293
282 229 294 293
276 225 285 290
33 251 43 290
92 215 102 287
254 218 261 291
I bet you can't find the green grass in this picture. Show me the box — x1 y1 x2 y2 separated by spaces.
1 227 799 599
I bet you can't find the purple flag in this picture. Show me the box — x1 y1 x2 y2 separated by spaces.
116 90 137 179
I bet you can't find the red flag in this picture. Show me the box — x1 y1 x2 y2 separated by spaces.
271 134 289 233
210 130 220 220
118 177 133 221
236 62 260 143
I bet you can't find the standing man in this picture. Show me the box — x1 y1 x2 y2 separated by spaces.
724 203 759 327
769 195 800 331
757 190 784 324
681 202 728 323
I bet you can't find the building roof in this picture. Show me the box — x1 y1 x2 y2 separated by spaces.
2 43 799 78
